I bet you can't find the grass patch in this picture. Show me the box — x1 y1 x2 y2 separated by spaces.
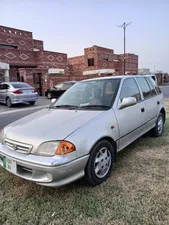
0 100 169 225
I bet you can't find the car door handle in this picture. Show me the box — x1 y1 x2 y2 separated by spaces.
157 101 160 105
141 108 145 112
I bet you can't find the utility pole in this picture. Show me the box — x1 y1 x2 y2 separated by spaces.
118 22 132 75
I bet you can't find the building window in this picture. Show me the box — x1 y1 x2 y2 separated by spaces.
88 58 94 67
103 58 109 61
0 44 18 49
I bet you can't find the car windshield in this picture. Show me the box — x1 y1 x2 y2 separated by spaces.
51 78 121 109
11 83 32 88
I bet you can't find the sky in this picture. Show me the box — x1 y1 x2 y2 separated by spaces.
0 0 169 72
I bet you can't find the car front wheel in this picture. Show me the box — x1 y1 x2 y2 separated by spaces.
84 140 114 186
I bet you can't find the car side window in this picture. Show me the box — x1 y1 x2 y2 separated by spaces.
120 78 141 102
148 77 161 94
136 77 152 99
0 84 3 90
3 84 10 89
145 77 157 97
54 83 64 90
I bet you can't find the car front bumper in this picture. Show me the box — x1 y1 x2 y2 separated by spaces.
0 144 89 187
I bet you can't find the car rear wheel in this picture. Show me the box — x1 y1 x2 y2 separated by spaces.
150 113 164 137
6 97 12 107
29 101 35 105
47 92 52 99
84 140 114 186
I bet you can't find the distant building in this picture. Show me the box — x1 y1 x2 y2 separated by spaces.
138 68 150 74
68 45 138 78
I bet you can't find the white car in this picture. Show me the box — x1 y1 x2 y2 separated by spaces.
0 75 165 187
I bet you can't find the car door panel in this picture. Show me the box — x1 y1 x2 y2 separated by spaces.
114 78 148 150
116 101 147 150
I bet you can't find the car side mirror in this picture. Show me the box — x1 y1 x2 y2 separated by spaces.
119 97 137 109
51 98 56 104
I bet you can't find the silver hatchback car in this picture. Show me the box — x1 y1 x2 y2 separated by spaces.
0 76 165 187
0 82 38 107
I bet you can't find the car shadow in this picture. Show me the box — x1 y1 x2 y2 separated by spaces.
0 102 35 108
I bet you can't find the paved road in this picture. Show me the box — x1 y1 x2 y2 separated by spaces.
0 96 50 114
160 86 169 98
0 97 50 129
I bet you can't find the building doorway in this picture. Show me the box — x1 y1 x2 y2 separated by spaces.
33 73 42 96
17 73 20 81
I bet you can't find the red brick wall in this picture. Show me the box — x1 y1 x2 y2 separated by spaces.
68 56 85 80
84 46 97 70
119 54 138 74
0 25 33 51
9 67 19 81
33 39 44 51
35 50 68 70
0 49 36 66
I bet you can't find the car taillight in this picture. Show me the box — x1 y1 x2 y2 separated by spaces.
32 89 37 93
12 90 23 94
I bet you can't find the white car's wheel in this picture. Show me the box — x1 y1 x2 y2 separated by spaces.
84 140 114 186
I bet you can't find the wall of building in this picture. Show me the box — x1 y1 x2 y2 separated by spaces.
68 45 138 78
33 39 44 51
0 25 33 51
68 56 85 80
0 49 36 66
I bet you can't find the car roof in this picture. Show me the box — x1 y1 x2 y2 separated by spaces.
2 82 27 84
81 75 155 82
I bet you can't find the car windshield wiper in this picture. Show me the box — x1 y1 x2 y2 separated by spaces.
80 105 110 109
49 104 79 109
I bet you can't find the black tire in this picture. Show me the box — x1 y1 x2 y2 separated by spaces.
29 101 35 105
6 97 12 108
150 113 164 137
84 140 114 186
47 92 52 99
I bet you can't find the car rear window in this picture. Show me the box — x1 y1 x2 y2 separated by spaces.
11 83 31 88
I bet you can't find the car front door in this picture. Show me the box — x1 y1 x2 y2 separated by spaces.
114 78 148 150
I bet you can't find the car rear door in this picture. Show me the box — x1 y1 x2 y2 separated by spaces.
114 78 148 150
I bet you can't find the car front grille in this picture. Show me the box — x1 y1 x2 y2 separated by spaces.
5 139 33 154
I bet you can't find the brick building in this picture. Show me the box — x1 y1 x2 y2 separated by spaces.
0 25 138 95
0 25 69 95
68 45 138 79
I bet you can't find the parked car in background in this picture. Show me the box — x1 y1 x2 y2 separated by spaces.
0 76 165 187
45 81 76 99
0 82 38 107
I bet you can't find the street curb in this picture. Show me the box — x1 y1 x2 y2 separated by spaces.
0 105 49 116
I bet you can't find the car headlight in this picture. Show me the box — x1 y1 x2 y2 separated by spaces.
35 141 76 156
0 129 4 144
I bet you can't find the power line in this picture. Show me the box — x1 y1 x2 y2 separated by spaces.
117 22 132 75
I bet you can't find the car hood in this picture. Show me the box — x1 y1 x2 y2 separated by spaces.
4 108 104 152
